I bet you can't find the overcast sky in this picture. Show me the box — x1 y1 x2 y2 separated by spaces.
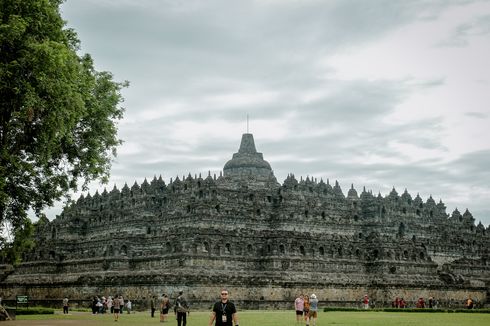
50 0 490 226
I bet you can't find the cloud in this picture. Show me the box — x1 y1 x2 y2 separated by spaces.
441 13 490 46
36 0 490 228
465 111 488 119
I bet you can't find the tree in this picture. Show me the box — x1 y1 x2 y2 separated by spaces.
0 218 35 265
0 0 127 234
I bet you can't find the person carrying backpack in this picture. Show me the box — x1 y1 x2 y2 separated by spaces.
174 291 189 326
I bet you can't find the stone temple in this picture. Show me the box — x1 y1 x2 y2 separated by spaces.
1 133 489 308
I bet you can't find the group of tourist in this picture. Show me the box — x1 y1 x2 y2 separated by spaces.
151 289 238 326
89 295 128 321
391 295 476 309
401 296 437 309
61 294 128 321
294 294 319 326
59 289 237 325
393 296 439 309
293 292 476 318
155 289 238 326
59 289 481 325
148 291 188 324
391 297 407 308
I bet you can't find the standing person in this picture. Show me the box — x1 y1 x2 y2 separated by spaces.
161 293 170 323
92 296 98 315
303 295 310 326
399 297 406 308
174 291 189 326
209 289 239 326
393 297 400 308
102 297 107 314
119 295 124 314
96 298 103 314
309 294 319 326
62 297 69 314
107 296 113 314
466 296 474 309
126 299 132 314
428 297 434 308
113 295 122 322
151 295 156 317
363 294 369 309
294 294 304 324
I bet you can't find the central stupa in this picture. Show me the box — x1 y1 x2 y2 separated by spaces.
223 133 275 179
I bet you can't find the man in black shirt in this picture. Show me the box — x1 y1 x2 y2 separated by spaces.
209 289 239 326
174 291 189 326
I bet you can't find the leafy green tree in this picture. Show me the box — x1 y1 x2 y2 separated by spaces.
0 0 127 234
0 218 35 265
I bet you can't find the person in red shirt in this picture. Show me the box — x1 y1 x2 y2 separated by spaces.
393 297 400 308
399 298 406 308
363 295 369 309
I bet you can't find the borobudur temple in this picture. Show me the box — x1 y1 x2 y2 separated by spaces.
1 133 489 309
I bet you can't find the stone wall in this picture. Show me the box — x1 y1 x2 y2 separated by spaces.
1 281 486 310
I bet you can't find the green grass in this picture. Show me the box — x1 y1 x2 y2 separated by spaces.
12 310 490 326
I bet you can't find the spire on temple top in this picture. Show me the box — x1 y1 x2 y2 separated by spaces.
237 133 258 154
247 114 249 133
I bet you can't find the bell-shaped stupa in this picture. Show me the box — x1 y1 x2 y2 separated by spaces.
223 133 274 179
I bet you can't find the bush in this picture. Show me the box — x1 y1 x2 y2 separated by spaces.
16 307 55 315
387 308 447 313
323 307 490 313
323 307 365 312
453 309 490 314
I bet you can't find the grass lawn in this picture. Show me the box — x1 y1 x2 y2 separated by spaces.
5 310 490 326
